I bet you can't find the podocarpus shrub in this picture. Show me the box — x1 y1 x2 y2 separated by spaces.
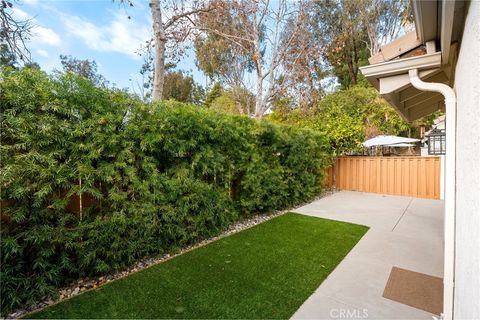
0 68 331 315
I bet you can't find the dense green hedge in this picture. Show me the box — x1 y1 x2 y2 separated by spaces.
0 68 331 315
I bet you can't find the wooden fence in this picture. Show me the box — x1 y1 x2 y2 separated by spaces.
324 156 441 199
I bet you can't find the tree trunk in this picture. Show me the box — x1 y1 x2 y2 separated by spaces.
346 56 357 86
235 101 244 115
254 77 263 118
252 8 264 119
150 0 166 101
254 43 266 118
254 49 263 118
232 86 244 115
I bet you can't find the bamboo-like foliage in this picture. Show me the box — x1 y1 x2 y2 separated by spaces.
0 68 330 315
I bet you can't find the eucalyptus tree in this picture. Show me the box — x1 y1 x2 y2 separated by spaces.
163 70 205 105
311 0 412 88
148 0 213 101
59 55 108 87
0 0 34 64
0 43 16 67
276 3 326 110
363 0 414 57
194 0 316 119
194 0 254 114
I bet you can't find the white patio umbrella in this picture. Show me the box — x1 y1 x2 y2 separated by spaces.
362 135 419 148
384 143 417 147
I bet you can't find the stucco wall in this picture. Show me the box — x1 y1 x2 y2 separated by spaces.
453 1 480 319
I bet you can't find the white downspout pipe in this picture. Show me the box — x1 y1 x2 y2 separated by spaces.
409 68 456 320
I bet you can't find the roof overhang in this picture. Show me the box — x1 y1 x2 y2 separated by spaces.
361 52 442 90
360 0 467 122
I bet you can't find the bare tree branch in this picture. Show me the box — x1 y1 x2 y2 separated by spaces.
164 5 214 29
0 0 34 64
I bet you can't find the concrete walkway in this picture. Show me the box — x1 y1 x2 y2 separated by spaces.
291 191 444 320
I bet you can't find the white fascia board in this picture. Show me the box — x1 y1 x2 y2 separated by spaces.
413 0 425 43
441 0 455 64
360 52 442 79
413 0 439 44
379 69 441 94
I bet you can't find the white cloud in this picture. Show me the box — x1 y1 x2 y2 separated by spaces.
36 49 49 57
34 26 61 46
62 12 151 59
22 0 39 6
12 7 61 47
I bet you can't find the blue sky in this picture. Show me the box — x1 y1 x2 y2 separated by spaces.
14 0 206 91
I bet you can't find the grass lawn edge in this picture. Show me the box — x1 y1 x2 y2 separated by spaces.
26 212 369 319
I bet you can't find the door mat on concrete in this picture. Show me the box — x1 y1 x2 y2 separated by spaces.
383 266 443 315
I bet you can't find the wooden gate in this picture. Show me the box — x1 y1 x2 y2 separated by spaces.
327 156 441 199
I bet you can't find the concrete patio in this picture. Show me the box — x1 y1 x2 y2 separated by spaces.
291 191 444 319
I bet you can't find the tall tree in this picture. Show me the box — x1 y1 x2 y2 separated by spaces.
195 0 315 119
312 0 369 88
149 0 213 101
204 82 222 107
194 0 254 114
163 70 205 105
134 39 156 101
363 0 413 56
133 42 204 104
0 0 34 64
276 4 327 110
59 55 108 87
209 88 255 115
0 43 16 67
312 0 412 88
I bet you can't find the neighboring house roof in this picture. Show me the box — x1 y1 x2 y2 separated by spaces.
431 115 446 130
422 115 446 143
363 135 420 148
360 0 468 122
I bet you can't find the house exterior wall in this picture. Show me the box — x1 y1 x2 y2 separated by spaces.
453 1 480 318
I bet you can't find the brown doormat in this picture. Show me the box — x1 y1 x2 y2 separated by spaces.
383 266 443 315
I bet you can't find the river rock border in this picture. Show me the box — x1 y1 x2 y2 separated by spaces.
8 190 334 319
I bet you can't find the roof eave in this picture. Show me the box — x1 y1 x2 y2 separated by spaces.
360 52 442 90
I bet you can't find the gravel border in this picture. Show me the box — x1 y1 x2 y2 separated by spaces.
8 189 335 319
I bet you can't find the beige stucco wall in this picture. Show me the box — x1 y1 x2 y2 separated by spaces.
453 1 480 319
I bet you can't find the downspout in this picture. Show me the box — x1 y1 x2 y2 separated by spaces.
409 69 456 320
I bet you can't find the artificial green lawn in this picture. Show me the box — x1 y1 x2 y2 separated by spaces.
28 213 368 319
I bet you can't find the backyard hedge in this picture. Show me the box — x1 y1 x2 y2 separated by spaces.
0 68 331 315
